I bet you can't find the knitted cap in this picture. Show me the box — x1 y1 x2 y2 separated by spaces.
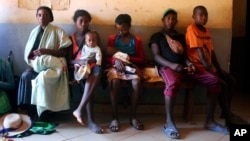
163 8 177 18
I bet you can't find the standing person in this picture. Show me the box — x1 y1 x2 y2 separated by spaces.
148 8 229 139
17 6 72 119
74 31 102 81
186 5 248 127
68 9 103 134
105 14 145 132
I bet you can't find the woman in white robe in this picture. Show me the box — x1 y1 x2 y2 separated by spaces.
18 6 72 119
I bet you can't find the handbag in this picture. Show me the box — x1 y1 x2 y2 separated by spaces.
0 91 11 115
165 34 184 54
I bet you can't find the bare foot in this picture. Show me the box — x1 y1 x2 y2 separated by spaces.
88 120 104 134
73 110 84 125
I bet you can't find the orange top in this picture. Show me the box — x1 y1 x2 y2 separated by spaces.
185 24 214 72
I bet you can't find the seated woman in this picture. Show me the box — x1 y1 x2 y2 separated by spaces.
17 6 72 119
68 9 104 134
105 14 146 132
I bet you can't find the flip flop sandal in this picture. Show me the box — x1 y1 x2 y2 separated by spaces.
109 119 119 132
130 119 144 130
204 124 229 135
88 124 104 134
162 126 180 139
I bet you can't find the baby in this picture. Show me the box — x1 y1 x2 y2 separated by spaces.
74 31 102 80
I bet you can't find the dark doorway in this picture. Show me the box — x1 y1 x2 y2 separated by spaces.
245 1 250 92
230 1 249 93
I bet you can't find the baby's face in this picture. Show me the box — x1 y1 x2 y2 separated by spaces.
85 33 97 48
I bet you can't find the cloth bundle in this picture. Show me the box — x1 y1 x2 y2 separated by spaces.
74 63 91 81
113 51 130 63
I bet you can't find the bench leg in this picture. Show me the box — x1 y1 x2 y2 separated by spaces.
183 88 194 123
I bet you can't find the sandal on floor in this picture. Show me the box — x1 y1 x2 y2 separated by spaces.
162 126 180 139
130 119 144 130
204 124 229 135
109 119 119 132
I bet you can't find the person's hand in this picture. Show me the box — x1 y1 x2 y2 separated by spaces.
171 63 184 72
77 59 88 66
188 64 196 74
114 59 125 73
85 57 96 63
33 48 50 56
207 65 217 75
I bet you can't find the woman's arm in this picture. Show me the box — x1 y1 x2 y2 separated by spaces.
105 35 118 65
33 47 68 57
196 47 213 70
129 37 145 64
151 43 182 72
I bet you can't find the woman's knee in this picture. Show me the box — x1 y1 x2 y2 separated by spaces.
89 67 102 80
200 72 220 86
131 78 141 93
111 79 121 88
92 66 102 75
163 79 181 97
167 79 181 89
131 78 141 86
164 89 178 97
207 77 221 95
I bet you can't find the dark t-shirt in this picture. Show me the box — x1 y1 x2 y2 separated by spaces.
148 29 186 65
